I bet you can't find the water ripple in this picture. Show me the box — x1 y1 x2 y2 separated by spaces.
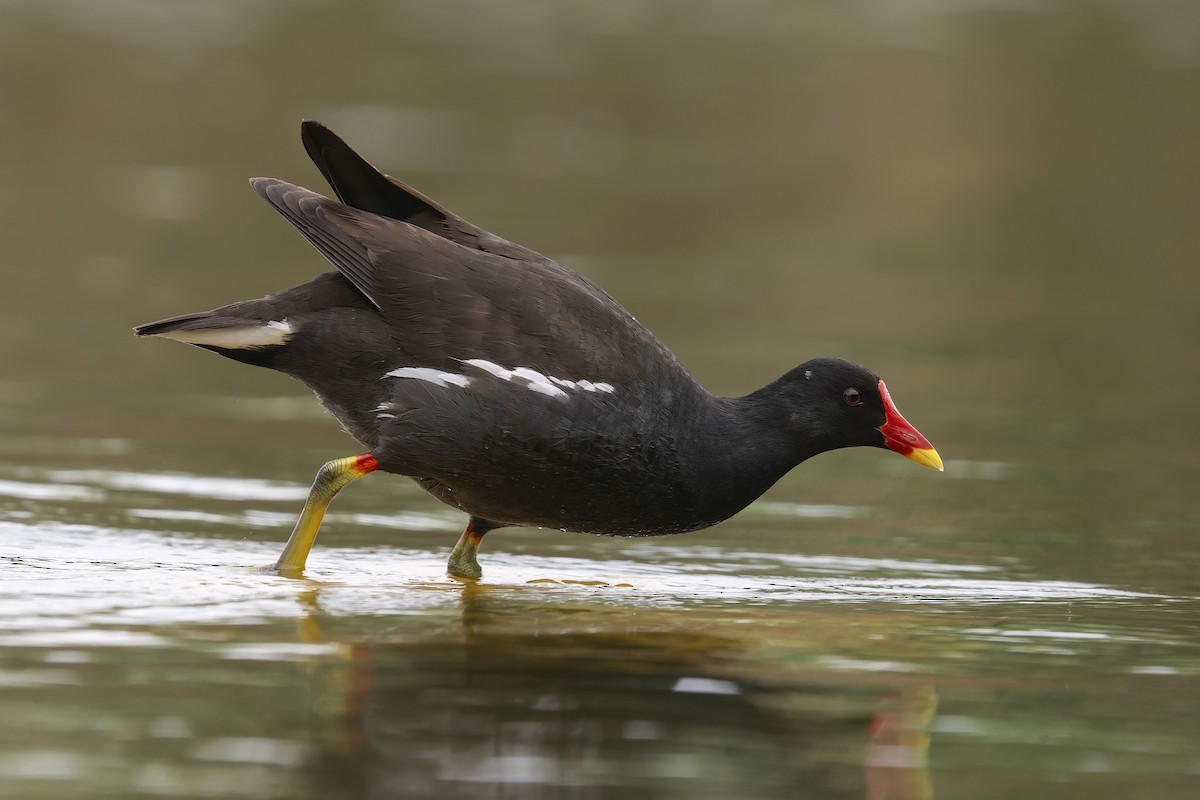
46 470 309 501
0 519 1167 643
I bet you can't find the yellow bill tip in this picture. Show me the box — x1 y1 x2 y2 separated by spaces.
905 447 944 472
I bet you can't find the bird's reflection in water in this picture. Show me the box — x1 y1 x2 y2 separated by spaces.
292 587 934 800
866 687 936 800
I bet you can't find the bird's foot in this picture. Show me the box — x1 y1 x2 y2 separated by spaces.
446 520 490 580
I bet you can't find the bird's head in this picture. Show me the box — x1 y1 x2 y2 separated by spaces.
781 358 943 470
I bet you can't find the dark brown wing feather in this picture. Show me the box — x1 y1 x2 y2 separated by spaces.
249 178 695 392
300 121 547 263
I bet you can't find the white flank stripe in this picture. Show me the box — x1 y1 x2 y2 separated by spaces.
510 367 548 383
385 359 616 401
463 359 512 380
510 367 568 399
525 382 569 398
385 367 472 388
160 319 294 349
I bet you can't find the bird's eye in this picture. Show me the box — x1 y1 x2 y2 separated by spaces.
843 388 862 406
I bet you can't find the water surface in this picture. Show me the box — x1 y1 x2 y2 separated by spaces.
1 2 1198 798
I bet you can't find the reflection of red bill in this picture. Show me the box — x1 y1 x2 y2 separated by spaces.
877 380 943 471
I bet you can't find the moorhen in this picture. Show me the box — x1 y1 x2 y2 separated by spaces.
136 122 942 579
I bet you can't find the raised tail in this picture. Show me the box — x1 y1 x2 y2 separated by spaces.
134 310 296 349
133 304 301 369
134 265 370 370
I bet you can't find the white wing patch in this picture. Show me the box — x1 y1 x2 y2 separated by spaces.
159 319 295 349
380 358 615 413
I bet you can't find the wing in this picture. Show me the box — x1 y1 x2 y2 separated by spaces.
249 178 695 394
300 121 547 264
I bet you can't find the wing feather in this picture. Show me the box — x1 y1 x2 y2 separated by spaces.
249 177 696 392
300 120 548 263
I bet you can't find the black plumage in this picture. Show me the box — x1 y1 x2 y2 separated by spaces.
136 122 941 577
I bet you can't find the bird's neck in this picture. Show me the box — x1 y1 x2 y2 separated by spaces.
683 389 819 521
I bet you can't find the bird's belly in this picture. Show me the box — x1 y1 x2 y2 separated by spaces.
368 387 747 535
412 459 737 537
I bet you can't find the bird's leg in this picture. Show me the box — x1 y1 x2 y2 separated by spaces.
447 519 494 580
273 454 379 574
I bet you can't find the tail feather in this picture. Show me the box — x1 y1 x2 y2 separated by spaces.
134 312 295 350
135 312 249 337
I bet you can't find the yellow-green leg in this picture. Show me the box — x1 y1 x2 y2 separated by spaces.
447 519 495 580
273 453 378 574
